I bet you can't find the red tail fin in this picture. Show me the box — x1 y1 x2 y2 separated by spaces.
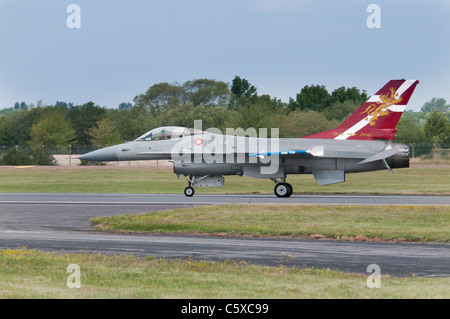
304 79 419 140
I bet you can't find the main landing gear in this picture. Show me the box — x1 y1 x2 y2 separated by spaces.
271 177 293 198
274 182 293 198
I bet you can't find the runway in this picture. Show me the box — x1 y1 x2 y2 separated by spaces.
2 192 450 206
0 193 449 277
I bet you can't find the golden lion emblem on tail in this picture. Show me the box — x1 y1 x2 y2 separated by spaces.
360 87 403 126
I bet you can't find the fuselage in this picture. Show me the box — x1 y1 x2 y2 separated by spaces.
80 132 409 178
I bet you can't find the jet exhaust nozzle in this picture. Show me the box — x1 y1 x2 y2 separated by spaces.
387 144 410 169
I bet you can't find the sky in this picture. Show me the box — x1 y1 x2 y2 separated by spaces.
0 0 449 111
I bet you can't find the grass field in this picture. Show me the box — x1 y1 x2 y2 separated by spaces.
91 204 450 243
0 165 449 195
0 165 448 299
1 248 449 298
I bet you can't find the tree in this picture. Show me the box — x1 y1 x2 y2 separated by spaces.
402 110 427 127
28 109 76 164
86 117 123 148
289 85 367 113
55 101 73 109
13 102 27 110
280 110 337 138
108 107 159 141
330 86 368 104
424 110 449 145
289 84 331 112
321 100 360 121
230 76 257 101
7 107 48 145
157 103 235 132
421 97 449 113
256 94 286 111
0 115 12 145
0 146 33 165
229 100 278 133
395 118 425 144
133 82 184 115
69 102 106 145
183 79 229 107
118 102 132 110
29 109 76 147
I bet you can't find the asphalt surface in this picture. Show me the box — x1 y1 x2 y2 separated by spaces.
0 193 449 277
2 192 450 204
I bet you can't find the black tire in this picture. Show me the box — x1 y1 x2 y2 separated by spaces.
274 183 292 198
184 186 195 197
286 183 293 197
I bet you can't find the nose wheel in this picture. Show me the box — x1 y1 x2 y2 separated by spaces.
184 186 195 197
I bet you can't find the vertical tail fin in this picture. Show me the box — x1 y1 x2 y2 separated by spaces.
304 79 419 140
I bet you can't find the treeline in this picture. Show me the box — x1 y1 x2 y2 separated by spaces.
0 76 448 165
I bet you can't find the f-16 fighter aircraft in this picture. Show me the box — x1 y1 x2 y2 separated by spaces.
80 79 419 197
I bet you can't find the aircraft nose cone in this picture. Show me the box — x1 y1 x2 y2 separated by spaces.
79 145 119 161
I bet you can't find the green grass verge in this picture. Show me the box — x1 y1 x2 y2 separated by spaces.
91 204 450 243
0 166 449 195
1 248 448 298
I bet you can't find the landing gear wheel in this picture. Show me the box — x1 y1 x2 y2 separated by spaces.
274 183 293 198
286 183 293 197
184 186 195 197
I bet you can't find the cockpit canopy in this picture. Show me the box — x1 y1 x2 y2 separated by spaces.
135 126 204 141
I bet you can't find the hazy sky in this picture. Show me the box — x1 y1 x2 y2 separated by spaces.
0 0 449 111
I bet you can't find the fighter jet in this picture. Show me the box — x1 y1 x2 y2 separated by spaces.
79 79 419 197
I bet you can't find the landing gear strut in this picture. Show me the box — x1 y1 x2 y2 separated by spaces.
184 176 195 197
271 177 293 198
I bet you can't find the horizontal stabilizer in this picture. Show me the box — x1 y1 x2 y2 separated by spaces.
357 146 399 164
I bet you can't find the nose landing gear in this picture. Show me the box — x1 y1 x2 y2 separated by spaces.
184 185 195 197
183 175 225 197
